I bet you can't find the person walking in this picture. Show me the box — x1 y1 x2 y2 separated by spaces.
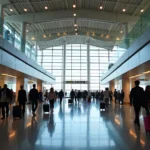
58 89 64 105
75 89 78 102
143 85 150 115
18 85 27 116
70 89 75 102
130 80 144 129
48 88 56 113
114 89 118 103
103 88 110 107
29 84 39 116
0 84 11 120
120 90 125 104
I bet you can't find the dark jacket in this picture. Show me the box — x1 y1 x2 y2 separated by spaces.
59 91 64 98
29 88 39 101
70 91 75 98
0 88 12 103
130 86 144 106
18 89 27 103
144 91 150 106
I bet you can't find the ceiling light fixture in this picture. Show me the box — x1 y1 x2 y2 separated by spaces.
122 8 126 12
45 6 48 10
43 34 46 38
26 30 29 32
10 8 13 12
31 37 35 40
73 4 76 8
140 9 144 13
57 33 60 36
73 13 76 16
100 6 103 10
24 8 27 12
75 29 77 31
74 24 77 27
106 35 109 38
120 30 123 33
75 33 78 35
116 37 120 41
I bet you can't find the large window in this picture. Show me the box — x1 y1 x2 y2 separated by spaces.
38 44 126 91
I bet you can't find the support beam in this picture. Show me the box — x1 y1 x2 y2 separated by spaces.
0 5 4 36
62 41 66 92
87 41 90 96
4 9 139 24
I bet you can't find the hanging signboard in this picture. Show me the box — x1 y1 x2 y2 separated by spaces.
65 81 88 84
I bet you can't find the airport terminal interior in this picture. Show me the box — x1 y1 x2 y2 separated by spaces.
0 0 150 150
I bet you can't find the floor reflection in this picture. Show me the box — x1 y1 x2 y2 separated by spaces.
0 99 150 150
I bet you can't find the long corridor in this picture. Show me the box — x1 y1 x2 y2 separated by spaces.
0 99 150 150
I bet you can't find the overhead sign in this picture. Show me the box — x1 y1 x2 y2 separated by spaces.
65 81 88 84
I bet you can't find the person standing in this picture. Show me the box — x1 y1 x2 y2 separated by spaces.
77 90 82 102
114 89 118 103
103 88 110 107
130 80 144 129
48 88 56 113
75 89 78 102
29 84 39 116
70 89 75 102
120 90 125 104
0 84 11 120
143 85 150 115
18 85 27 116
58 89 64 105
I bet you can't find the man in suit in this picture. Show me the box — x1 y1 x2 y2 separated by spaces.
0 84 11 119
130 80 144 129
18 85 27 116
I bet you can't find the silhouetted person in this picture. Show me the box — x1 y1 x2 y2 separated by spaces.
101 90 104 100
29 84 39 116
120 89 125 104
75 89 78 102
103 88 109 107
38 90 43 102
130 80 144 129
0 84 11 119
44 90 48 101
18 85 27 115
70 89 75 101
58 89 64 105
143 85 150 115
114 89 118 103
77 90 82 101
48 88 56 113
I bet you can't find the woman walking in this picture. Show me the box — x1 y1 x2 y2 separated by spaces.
48 88 56 113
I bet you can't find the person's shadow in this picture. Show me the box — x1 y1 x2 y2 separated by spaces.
47 114 56 137
27 117 39 149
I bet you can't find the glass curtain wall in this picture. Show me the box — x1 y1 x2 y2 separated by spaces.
65 44 87 92
38 44 125 91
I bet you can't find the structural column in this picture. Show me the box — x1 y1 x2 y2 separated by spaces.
124 23 129 49
37 80 42 92
20 22 26 53
0 5 4 37
109 80 115 92
122 77 130 104
62 41 66 92
87 41 90 95
16 77 25 101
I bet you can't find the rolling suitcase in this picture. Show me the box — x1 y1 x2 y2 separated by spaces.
43 103 50 113
68 99 73 104
100 102 106 111
13 106 22 119
144 116 150 135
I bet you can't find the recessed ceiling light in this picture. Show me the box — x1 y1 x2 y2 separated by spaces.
43 34 46 38
116 37 120 40
31 37 35 40
140 9 144 13
122 8 126 12
75 29 77 31
73 13 76 16
26 30 29 32
100 6 103 10
120 30 123 33
106 35 109 38
24 8 27 12
73 4 76 8
75 33 78 35
45 6 48 10
10 8 13 12
74 24 77 27
57 33 60 36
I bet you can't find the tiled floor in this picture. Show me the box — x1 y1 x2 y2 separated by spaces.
0 99 150 150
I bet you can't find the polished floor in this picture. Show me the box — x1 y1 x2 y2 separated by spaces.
0 99 150 150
